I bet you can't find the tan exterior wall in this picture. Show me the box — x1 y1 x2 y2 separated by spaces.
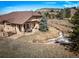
4 24 23 34
3 22 21 34
4 25 16 33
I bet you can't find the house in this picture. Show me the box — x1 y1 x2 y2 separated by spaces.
0 11 42 35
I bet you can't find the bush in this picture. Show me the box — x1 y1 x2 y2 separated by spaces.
69 9 79 53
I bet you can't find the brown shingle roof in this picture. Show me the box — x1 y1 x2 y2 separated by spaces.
0 11 42 24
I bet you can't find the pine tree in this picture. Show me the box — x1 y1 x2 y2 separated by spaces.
39 16 48 32
69 9 79 53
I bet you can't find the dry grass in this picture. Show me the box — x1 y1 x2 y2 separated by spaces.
0 37 79 58
18 26 59 43
48 19 73 36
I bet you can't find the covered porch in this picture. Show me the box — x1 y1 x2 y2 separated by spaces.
17 21 39 33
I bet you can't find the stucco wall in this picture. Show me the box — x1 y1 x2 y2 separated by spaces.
4 25 15 32
4 25 23 34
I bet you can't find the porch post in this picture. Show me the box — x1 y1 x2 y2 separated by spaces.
15 25 20 34
3 22 7 32
4 22 7 29
21 25 24 32
4 22 6 27
30 23 32 30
